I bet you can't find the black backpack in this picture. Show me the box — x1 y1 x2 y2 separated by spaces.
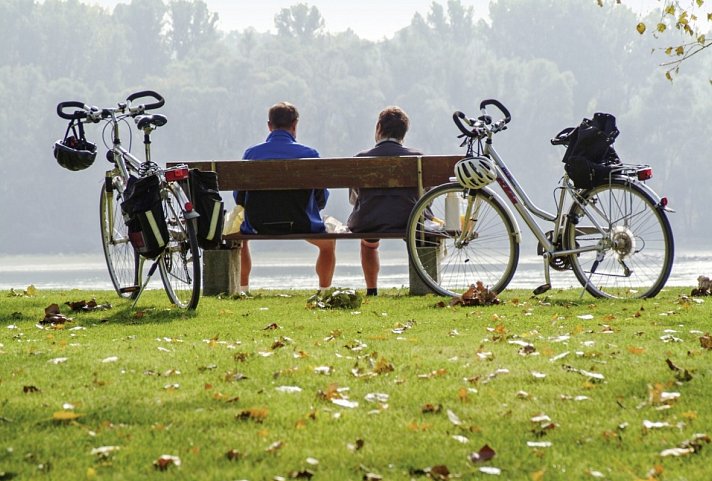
120 174 169 259
554 113 621 189
189 169 224 249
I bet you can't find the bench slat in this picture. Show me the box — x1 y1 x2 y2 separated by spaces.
169 155 462 190
222 231 406 241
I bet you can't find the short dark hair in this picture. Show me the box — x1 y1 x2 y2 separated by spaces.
269 102 299 129
377 106 409 140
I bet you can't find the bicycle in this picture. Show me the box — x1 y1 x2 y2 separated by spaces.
406 99 674 299
55 91 201 309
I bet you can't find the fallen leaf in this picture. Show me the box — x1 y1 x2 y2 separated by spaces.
153 454 181 471
346 439 365 452
332 399 358 409
478 466 501 475
275 386 303 393
448 282 500 307
266 441 284 453
91 446 120 458
225 449 242 461
447 409 462 426
469 444 496 463
52 411 81 422
660 447 694 457
236 408 268 423
643 420 671 430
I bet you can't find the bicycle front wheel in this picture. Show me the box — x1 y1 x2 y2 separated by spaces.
99 185 140 298
406 182 520 296
159 188 201 309
564 179 674 299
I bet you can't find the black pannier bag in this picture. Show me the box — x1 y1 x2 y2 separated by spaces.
189 169 224 249
120 175 169 259
556 112 622 189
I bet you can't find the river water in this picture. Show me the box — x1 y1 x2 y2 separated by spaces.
0 241 708 293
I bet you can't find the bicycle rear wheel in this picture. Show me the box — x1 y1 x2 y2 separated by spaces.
99 185 140 298
406 182 520 296
564 179 674 299
159 187 201 309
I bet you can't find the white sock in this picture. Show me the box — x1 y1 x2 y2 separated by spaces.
319 286 331 295
240 285 250 293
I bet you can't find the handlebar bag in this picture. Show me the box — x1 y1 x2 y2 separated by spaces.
189 169 224 249
120 174 169 259
560 113 621 189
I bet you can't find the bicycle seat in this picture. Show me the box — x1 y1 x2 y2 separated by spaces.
136 114 167 130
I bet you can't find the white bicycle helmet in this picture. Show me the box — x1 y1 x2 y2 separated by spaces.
455 156 497 189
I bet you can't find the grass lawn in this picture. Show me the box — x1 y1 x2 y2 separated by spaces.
0 286 710 481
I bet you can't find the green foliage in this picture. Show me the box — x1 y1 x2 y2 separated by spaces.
1 287 711 479
601 0 712 78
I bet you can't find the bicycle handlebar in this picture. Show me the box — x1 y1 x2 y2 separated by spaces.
56 101 89 120
56 90 165 124
126 90 165 111
453 99 512 138
452 111 478 137
479 99 512 124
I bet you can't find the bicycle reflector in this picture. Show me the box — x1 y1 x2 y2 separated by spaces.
165 167 189 182
637 167 653 181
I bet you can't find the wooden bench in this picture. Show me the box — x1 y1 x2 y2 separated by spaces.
168 155 462 295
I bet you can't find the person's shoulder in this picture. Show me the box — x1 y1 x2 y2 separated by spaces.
401 145 424 155
294 142 319 158
243 141 267 159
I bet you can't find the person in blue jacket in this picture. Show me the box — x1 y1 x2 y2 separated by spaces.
234 101 335 294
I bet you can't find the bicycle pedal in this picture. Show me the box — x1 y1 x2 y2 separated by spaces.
119 286 141 294
533 283 551 295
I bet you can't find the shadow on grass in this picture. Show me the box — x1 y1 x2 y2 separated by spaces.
67 297 199 326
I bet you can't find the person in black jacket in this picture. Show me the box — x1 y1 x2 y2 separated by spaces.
347 106 422 296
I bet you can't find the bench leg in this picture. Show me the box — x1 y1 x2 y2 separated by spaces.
408 246 439 296
202 241 242 296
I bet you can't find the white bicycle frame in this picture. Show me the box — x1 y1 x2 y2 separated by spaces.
465 130 666 290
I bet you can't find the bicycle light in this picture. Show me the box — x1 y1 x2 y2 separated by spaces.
637 167 653 181
165 167 190 182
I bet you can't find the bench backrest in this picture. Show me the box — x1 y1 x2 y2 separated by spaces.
168 155 463 191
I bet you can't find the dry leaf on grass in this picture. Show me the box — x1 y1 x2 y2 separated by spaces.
153 454 181 471
438 282 501 307
39 304 73 325
468 444 496 463
65 299 111 312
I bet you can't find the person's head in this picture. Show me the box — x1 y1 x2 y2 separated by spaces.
268 101 299 134
376 106 409 142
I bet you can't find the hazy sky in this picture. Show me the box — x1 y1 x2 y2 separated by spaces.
83 0 661 40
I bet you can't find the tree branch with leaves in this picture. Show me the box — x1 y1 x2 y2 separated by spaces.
599 0 711 80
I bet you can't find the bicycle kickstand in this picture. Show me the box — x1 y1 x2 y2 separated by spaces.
579 251 605 299
131 258 161 309
533 253 552 296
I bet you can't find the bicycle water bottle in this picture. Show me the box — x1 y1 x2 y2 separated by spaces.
445 192 460 231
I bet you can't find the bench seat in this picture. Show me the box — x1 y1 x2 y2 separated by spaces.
167 155 463 295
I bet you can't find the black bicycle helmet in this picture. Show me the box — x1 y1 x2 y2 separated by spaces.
53 120 97 171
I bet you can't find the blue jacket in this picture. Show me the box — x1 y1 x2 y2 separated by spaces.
235 130 328 234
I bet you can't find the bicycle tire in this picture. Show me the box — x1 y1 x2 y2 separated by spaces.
99 185 140 298
564 178 674 299
406 182 520 296
159 187 201 309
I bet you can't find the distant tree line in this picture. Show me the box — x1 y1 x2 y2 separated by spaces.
1 0 710 254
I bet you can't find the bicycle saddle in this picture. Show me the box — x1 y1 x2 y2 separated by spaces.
136 114 167 130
